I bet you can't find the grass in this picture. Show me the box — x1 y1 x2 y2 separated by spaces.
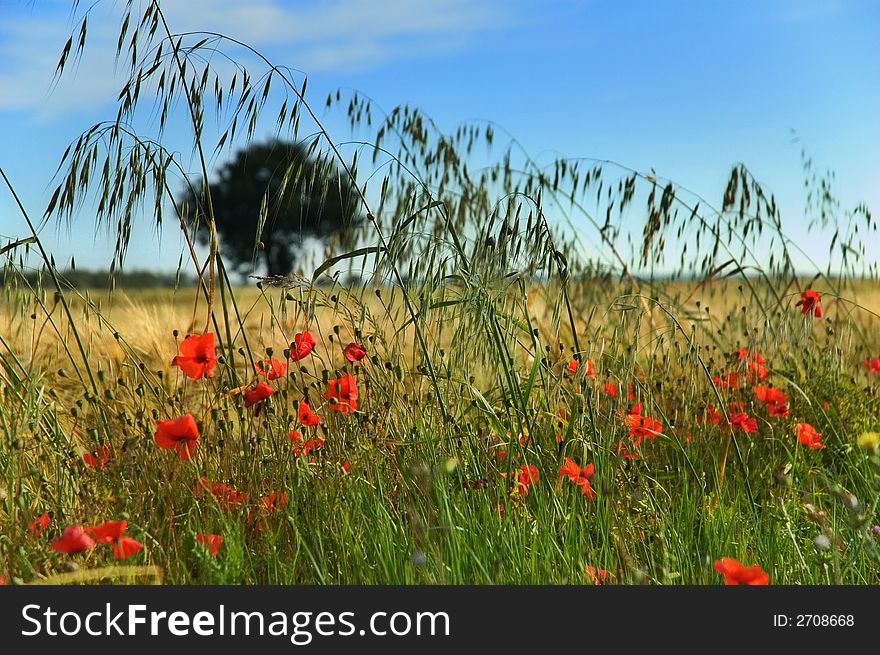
1 0 879 586
1 276 879 585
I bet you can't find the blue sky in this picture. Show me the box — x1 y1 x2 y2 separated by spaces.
1 0 878 275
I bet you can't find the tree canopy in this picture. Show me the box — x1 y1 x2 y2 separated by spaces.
179 139 363 276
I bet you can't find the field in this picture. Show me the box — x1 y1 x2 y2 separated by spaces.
1 274 879 585
1 0 879 587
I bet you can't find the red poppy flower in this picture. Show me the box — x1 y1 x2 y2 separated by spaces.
700 404 723 426
82 443 113 470
729 412 758 434
797 422 825 449
566 359 596 378
51 525 96 554
754 386 789 417
298 437 325 458
288 430 325 457
298 400 321 426
112 536 143 560
248 492 290 531
559 458 596 499
515 464 539 496
196 533 223 557
864 358 880 374
88 520 126 543
604 383 618 398
290 331 316 361
625 405 662 445
559 457 580 481
343 342 367 362
243 381 273 413
193 477 249 508
712 371 739 389
172 333 217 379
713 557 770 585
795 289 822 318
616 441 638 460
28 512 51 537
255 357 287 380
261 492 289 511
154 414 200 461
324 375 358 413
559 458 595 485
585 565 611 585
738 348 768 380
341 460 351 474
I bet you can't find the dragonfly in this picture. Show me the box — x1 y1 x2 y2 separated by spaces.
248 273 311 289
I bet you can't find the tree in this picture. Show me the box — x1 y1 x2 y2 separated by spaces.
179 139 363 276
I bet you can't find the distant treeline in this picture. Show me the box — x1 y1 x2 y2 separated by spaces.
3 267 866 291
2 268 193 290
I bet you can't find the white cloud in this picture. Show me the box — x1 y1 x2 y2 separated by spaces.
0 3 126 117
0 0 513 118
161 0 502 46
